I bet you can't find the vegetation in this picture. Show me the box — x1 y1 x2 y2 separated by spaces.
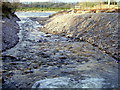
17 7 70 12
76 2 99 9
17 1 119 12
2 2 20 18
76 1 118 9
2 1 119 13
16 2 75 11
19 2 75 8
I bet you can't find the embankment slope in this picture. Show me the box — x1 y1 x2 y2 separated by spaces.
2 14 20 51
1 2 20 51
41 13 119 60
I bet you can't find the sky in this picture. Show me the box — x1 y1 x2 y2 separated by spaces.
7 0 120 2
19 0 80 2
19 0 120 2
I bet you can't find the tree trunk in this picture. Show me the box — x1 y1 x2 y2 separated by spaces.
108 0 111 8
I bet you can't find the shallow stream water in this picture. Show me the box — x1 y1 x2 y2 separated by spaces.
2 12 118 88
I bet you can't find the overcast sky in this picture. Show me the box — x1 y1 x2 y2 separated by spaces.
20 0 80 2
19 0 120 2
6 0 120 2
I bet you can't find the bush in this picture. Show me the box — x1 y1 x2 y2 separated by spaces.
2 2 20 18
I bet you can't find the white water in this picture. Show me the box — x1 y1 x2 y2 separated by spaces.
15 12 55 17
15 12 60 43
32 77 106 88
2 12 70 56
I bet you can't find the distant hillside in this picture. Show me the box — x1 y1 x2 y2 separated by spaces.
19 2 76 9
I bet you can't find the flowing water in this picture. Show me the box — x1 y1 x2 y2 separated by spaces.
15 12 55 17
2 12 118 88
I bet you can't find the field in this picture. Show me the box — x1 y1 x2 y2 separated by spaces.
16 7 70 12
16 5 119 12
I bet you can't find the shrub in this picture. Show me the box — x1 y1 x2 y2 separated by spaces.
2 2 20 18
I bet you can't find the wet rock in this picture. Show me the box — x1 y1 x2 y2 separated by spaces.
37 39 48 43
60 68 76 74
5 71 15 77
2 55 19 62
37 40 42 43
44 34 52 37
31 63 40 69
39 53 50 58
24 70 34 74
2 81 17 88
46 62 57 66
60 37 68 41
81 61 86 64
59 56 67 59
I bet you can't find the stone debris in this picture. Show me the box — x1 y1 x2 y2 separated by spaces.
42 13 119 60
2 13 119 88
1 14 20 51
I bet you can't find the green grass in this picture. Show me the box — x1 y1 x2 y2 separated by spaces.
16 7 70 12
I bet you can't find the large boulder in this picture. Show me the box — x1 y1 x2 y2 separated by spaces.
41 13 119 60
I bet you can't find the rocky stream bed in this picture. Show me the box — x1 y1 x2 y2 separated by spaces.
1 12 119 88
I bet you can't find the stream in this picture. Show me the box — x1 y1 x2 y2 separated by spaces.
2 12 118 88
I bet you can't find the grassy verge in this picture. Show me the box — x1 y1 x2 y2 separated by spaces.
16 7 70 12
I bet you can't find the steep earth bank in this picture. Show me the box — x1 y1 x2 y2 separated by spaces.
41 13 119 60
2 14 20 51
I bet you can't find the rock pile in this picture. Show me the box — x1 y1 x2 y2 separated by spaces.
41 13 119 60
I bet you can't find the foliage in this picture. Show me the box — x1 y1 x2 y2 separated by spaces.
2 2 20 18
20 2 75 8
17 7 70 11
17 2 75 11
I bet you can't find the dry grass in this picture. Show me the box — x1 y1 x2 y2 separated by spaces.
92 4 119 9
74 4 120 13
